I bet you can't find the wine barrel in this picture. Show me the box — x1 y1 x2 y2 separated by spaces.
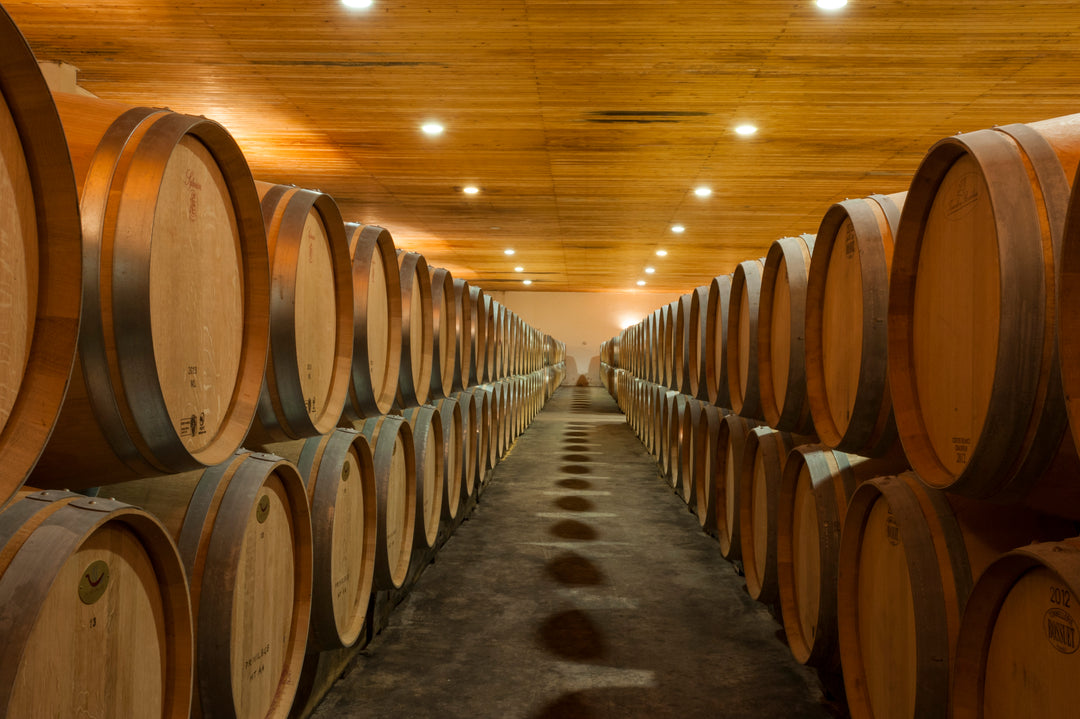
675 397 697 504
687 285 711 400
108 451 313 719
354 414 417 590
889 117 1080 513
402 405 445 550
953 537 1080 719
738 427 810 604
660 391 680 479
692 404 726 528
469 286 487 386
662 301 677 390
776 444 908 670
837 472 1073 719
463 387 491 487
673 293 693 394
395 251 434 409
259 429 377 652
434 397 464 520
428 267 456 401
0 489 192 718
705 275 734 408
482 297 498 383
727 258 766 420
452 391 477 502
247 182 353 443
452 278 473 392
474 386 497 477
805 193 905 457
715 414 760 559
0 11 82 508
341 224 402 419
758 234 817 434
32 93 270 489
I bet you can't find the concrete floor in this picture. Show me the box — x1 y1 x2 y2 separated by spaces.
311 386 836 719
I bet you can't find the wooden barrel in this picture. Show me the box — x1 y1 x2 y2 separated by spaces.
758 234 817 434
687 285 711 401
260 429 377 652
0 489 192 718
673 293 693 394
738 427 811 604
32 93 270 489
434 397 464 520
727 258 766 421
776 445 908 670
108 451 313 719
662 301 678 390
469 286 487 386
247 182 353 443
0 10 82 508
691 403 725 526
837 472 1073 719
674 397 696 504
452 278 473 392
354 415 417 590
453 391 478 502
464 387 491 485
889 117 1080 513
805 193 905 457
402 405 445 549
715 414 760 559
474 386 497 476
428 267 456 401
953 536 1080 718
395 251 434 409
482 296 498 383
660 391 680 479
706 275 734 408
341 224 402 419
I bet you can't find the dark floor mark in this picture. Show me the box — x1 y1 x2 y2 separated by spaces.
557 478 592 490
529 693 597 719
549 519 598 541
544 552 604 586
561 464 591 475
561 454 593 463
537 609 607 661
555 495 596 512
564 432 589 439
564 444 593 453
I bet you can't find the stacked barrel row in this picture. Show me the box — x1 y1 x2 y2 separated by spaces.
604 113 1080 717
0 10 567 719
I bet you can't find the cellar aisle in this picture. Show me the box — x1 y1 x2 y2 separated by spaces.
311 386 834 719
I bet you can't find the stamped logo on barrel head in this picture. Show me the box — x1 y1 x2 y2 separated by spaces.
1045 607 1079 654
256 494 271 524
79 560 110 605
946 172 981 220
885 514 900 546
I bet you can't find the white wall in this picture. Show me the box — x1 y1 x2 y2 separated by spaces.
489 291 681 386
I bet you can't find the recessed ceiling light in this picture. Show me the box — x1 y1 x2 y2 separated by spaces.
462 186 479 195
637 280 647 286
343 0 373 7
514 266 524 272
694 187 712 198
671 224 685 234
816 0 847 8
735 124 758 136
644 267 655 274
656 249 668 257
522 279 533 285
421 122 444 136
504 248 515 255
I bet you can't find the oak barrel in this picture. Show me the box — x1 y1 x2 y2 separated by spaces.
428 267 457 400
758 234 816 434
108 450 314 719
727 258 766 420
33 93 271 488
691 406 726 529
260 429 377 652
341 223 402 419
0 9 81 508
0 489 192 718
837 472 1072 719
452 278 473 392
248 181 353 443
395 251 434 408
687 285 711 400
434 396 464 520
889 117 1080 512
401 404 445 549
715 413 761 559
805 193 905 457
469 286 487 386
705 275 734 408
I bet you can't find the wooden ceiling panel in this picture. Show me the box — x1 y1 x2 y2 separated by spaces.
7 0 1080 292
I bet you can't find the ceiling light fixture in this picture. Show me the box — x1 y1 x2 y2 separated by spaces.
694 186 712 197
421 122 444 136
816 0 847 9
462 186 479 194
636 280 647 286
671 224 685 234
522 279 533 285
735 124 758 136
343 0 373 7
644 267 655 274
504 248 515 255
656 249 668 257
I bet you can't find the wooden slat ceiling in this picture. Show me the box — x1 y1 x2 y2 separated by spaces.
7 1 1080 292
